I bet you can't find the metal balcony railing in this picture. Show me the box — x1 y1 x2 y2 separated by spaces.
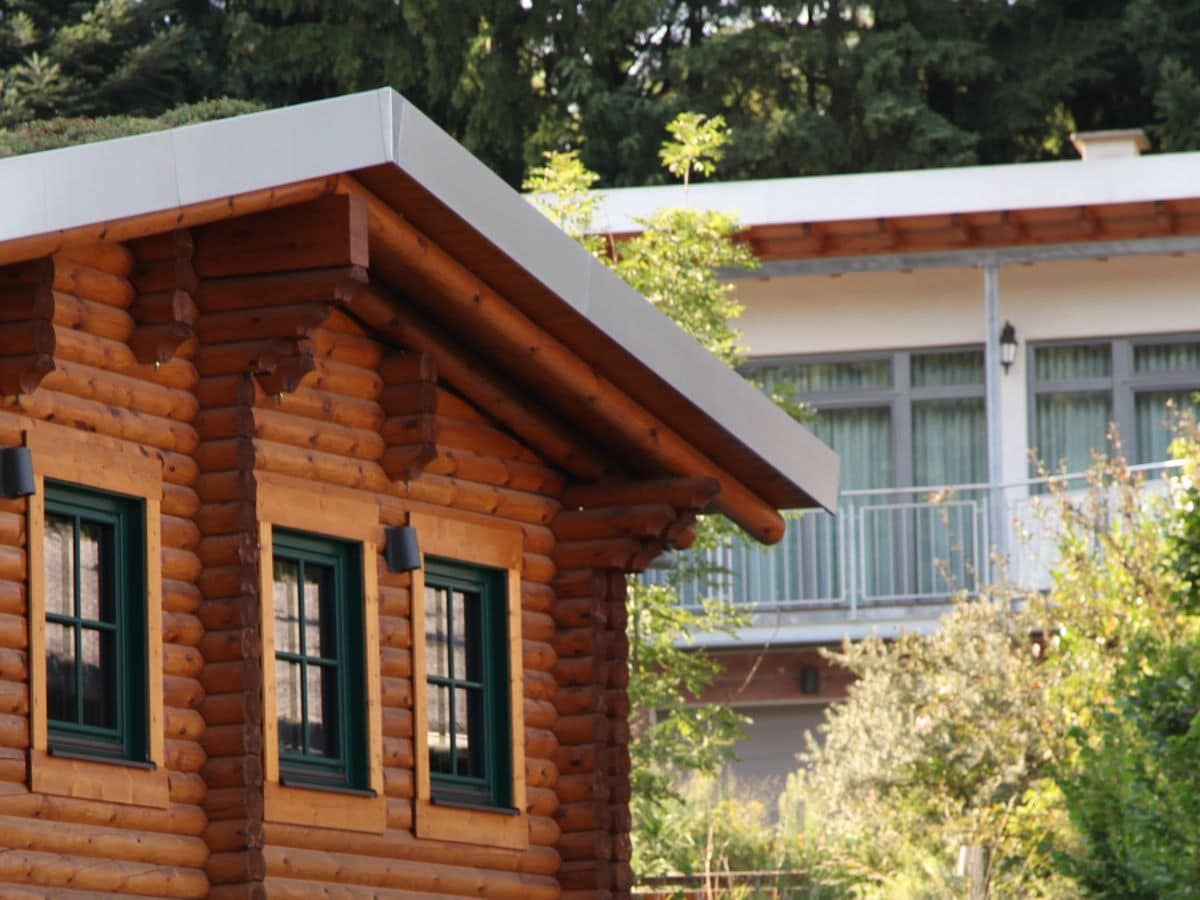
648 459 1183 614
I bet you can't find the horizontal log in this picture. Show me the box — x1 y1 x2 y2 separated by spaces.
163 579 203 615
194 265 366 314
12 387 198 454
194 336 313 380
0 791 203 842
302 357 382 400
202 753 263 789
561 476 720 514
403 474 560 526
425 446 567 497
52 257 134 307
525 697 556 730
526 756 558 789
377 380 437 416
381 736 413 770
553 569 606 600
381 707 412 740
553 503 678 541
555 714 607 746
204 818 263 854
168 772 206 807
131 257 198 296
202 722 261 759
523 552 556 584
196 302 331 344
259 384 383 432
529 814 561 847
194 194 367 279
52 290 135 341
164 738 207 774
376 583 409 618
523 639 556 673
164 642 205 678
522 581 555 614
0 680 27 716
523 609 555 643
381 442 436 482
378 350 437 386
555 801 612 834
553 537 657 572
524 668 556 702
0 545 25 583
311 327 383 370
0 319 54 355
207 848 266 885
0 812 209 869
163 674 204 710
194 468 254 504
379 647 410 679
56 241 134 276
0 649 27 682
198 532 258 568
383 766 413 799
253 439 388 493
526 727 558 762
198 629 253 665
260 845 559 900
553 597 600 630
0 614 27 651
163 547 203 582
553 627 597 661
378 676 411 710
253 405 384 461
52 323 199 390
558 829 613 863
165 706 206 741
162 514 201 551
0 582 23 617
202 691 261 727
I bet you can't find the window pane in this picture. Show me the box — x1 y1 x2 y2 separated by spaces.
757 359 891 394
425 585 450 678
307 663 339 759
911 350 984 388
1135 390 1200 464
46 622 75 723
811 407 892 490
451 590 468 681
428 684 452 774
1035 392 1112 474
1134 341 1200 375
44 516 74 617
276 660 303 753
913 398 986 486
463 590 483 684
274 559 301 654
454 686 484 779
305 562 335 659
78 520 111 623
1034 344 1110 381
80 627 117 729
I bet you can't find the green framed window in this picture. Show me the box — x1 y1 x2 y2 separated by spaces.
272 528 368 791
423 559 512 809
43 481 147 763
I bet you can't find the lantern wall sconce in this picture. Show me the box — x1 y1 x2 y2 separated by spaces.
384 526 422 572
999 321 1018 374
0 447 34 499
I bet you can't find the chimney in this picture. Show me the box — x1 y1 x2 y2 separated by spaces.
1070 129 1150 161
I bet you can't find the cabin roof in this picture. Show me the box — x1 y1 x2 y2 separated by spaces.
0 89 837 528
591 151 1200 263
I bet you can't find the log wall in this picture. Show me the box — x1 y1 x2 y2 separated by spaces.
0 239 210 898
0 196 705 898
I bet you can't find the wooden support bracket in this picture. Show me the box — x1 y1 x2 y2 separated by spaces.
129 230 198 365
0 259 56 395
379 350 439 482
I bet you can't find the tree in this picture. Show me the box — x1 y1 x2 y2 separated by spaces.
527 112 763 877
779 445 1200 897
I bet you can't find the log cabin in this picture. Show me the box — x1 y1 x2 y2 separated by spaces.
0 89 837 898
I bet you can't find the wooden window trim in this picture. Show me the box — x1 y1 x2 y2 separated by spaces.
256 475 385 834
410 511 528 850
26 422 167 808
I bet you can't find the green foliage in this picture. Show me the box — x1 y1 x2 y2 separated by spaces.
781 445 1200 897
0 98 264 157
658 112 728 192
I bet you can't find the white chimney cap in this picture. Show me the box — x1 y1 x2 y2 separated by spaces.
1070 129 1150 161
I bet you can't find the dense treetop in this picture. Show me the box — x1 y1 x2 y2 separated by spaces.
4 2 1200 184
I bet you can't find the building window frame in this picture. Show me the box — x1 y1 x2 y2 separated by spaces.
271 528 368 792
257 474 385 834
43 481 147 763
422 557 512 810
409 510 528 850
1028 333 1200 473
25 422 168 808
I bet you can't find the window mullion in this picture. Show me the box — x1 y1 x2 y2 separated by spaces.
73 517 84 726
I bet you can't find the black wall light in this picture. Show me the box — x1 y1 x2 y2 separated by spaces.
384 526 422 572
999 321 1018 374
800 666 821 695
0 447 34 499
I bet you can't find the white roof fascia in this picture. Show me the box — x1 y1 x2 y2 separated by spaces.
589 152 1200 233
0 88 838 513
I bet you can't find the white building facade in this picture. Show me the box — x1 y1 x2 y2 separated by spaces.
596 133 1200 789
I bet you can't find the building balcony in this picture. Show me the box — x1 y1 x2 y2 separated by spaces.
652 459 1181 646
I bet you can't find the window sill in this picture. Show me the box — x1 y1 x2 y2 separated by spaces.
29 749 169 809
279 774 376 798
264 779 386 834
49 746 157 770
431 795 520 816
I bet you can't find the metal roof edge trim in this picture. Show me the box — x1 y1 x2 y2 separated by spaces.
589 151 1200 233
0 89 837 513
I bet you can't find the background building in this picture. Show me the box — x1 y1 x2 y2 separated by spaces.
597 129 1200 789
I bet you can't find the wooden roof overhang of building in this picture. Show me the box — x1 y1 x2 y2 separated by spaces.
0 89 838 544
592 151 1200 272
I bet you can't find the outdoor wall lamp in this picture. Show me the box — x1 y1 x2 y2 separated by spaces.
999 321 1018 374
384 525 422 572
800 666 821 695
0 447 35 499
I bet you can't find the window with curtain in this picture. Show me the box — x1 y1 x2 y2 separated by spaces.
1031 337 1200 475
